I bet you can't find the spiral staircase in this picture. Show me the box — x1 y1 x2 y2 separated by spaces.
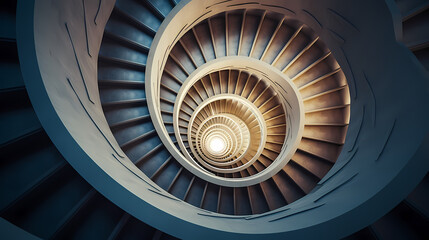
1 0 429 239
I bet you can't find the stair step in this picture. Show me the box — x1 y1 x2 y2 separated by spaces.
103 30 150 53
51 190 97 239
0 160 67 213
112 6 157 36
0 91 42 146
141 0 166 21
0 39 24 90
99 79 145 88
405 174 429 219
110 114 151 130
342 227 378 240
102 98 147 109
402 8 429 48
401 1 429 21
107 213 130 240
99 55 146 71
0 2 16 39
371 201 429 240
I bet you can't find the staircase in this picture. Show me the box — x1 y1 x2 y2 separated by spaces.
345 0 429 238
0 1 175 239
99 0 350 215
396 0 429 70
0 0 428 239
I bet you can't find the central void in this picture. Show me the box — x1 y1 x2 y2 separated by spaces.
209 136 226 153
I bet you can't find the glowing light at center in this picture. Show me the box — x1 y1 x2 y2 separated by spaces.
209 137 226 153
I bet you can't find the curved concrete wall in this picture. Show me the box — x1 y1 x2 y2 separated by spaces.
15 0 429 239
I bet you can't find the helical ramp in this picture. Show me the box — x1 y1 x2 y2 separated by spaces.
1 0 429 239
